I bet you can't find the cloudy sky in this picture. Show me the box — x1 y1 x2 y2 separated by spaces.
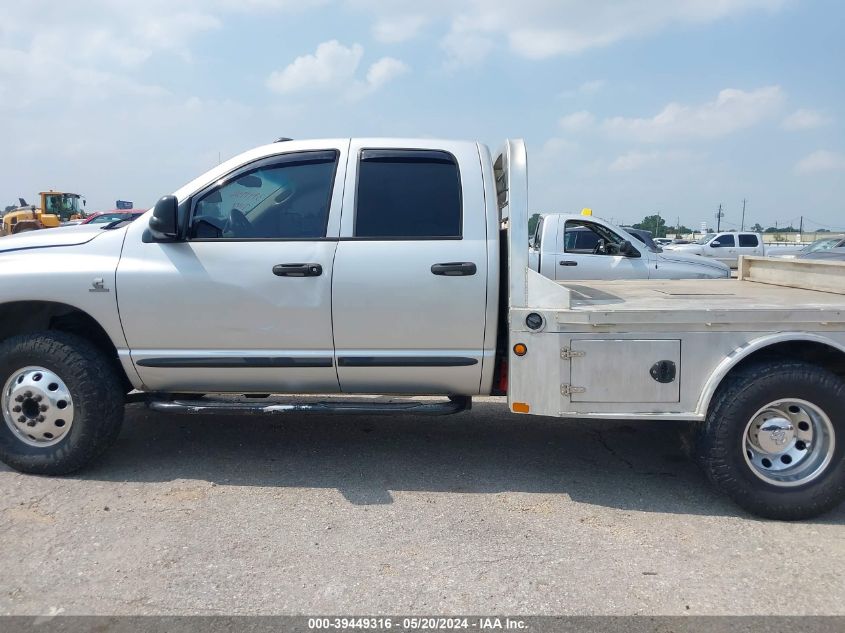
1 0 843 230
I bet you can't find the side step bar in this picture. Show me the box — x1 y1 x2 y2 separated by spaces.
144 395 471 416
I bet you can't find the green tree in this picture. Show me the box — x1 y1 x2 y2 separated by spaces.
632 214 668 238
671 225 692 235
750 223 764 232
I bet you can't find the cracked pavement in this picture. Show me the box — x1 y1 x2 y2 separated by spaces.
1 397 843 615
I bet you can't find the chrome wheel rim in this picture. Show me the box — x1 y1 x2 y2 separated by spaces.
743 398 835 487
2 366 75 447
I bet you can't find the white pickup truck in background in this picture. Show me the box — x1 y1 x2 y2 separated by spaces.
529 213 730 280
665 231 765 267
1 138 844 521
665 231 805 267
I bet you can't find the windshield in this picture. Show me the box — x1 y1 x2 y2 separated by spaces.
804 237 841 253
44 194 81 221
695 233 716 245
90 213 131 224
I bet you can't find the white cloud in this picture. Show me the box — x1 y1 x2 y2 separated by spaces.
373 14 430 43
795 150 845 174
266 40 408 98
365 57 410 90
441 19 495 69
266 40 364 94
559 80 606 99
609 150 694 171
559 111 596 133
603 86 785 143
782 109 832 131
348 0 786 66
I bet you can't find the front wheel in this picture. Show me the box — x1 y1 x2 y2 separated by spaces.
697 360 845 520
0 332 124 475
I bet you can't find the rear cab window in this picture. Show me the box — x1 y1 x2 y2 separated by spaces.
738 234 759 247
354 149 462 239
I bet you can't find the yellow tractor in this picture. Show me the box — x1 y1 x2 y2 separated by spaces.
1 191 86 236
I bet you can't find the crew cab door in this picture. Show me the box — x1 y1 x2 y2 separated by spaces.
707 233 737 266
556 219 648 279
738 233 763 259
116 142 348 393
331 140 489 394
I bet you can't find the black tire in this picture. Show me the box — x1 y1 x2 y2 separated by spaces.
0 332 124 475
697 360 845 520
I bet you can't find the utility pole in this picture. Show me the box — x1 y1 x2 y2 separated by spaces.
716 204 723 232
741 199 747 231
799 215 804 241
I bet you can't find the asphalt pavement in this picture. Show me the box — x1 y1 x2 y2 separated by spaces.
1 396 843 615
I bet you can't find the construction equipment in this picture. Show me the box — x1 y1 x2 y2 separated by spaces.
1 191 86 236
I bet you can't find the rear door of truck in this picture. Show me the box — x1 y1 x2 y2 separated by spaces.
331 140 490 395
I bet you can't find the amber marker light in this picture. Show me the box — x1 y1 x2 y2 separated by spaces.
512 402 530 413
513 343 527 356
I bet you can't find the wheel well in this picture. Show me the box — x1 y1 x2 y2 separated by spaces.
0 301 132 392
727 341 845 380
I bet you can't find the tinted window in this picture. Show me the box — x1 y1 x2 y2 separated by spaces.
190 151 338 240
355 150 461 238
564 220 628 255
738 234 759 247
713 234 735 247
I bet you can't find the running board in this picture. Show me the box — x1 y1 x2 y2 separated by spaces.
145 395 471 416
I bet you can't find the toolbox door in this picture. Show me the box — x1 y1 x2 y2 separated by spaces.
567 339 680 403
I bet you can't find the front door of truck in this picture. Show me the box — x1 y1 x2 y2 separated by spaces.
117 144 348 393
557 219 648 280
708 233 737 266
331 140 489 395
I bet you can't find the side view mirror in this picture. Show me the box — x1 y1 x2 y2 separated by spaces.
148 195 179 241
710 240 722 248
620 240 640 258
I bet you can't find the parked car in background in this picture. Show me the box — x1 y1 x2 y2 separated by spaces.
654 237 674 247
81 210 146 225
799 247 845 262
773 236 845 259
529 214 729 280
665 231 769 268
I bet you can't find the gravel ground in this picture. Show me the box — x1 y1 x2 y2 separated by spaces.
1 396 843 616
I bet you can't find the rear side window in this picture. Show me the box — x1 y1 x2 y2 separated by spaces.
355 149 462 238
738 234 759 247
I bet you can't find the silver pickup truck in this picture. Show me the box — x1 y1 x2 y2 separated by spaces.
1 138 844 520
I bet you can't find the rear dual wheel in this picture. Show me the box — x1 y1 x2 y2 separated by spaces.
698 360 845 520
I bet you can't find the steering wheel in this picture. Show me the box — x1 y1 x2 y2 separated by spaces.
224 208 253 237
592 239 606 255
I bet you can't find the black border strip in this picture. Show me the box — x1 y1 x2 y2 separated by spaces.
337 356 478 367
137 357 333 368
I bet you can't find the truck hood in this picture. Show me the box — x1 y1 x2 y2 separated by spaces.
0 225 108 254
664 244 704 255
657 251 730 274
